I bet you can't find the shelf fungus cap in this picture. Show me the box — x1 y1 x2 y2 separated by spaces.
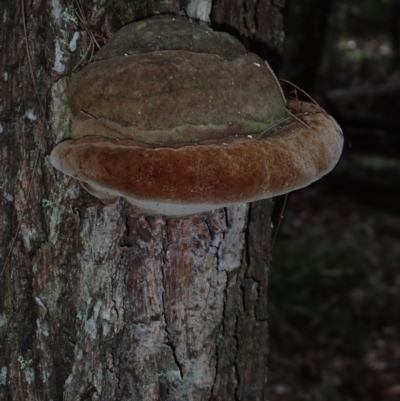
50 16 344 216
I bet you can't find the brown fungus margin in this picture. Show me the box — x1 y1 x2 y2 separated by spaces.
50 101 343 216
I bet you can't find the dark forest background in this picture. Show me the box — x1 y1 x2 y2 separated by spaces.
266 0 400 400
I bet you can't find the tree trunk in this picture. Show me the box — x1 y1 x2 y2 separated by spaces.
282 0 332 93
0 1 284 400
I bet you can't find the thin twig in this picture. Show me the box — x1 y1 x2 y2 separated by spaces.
73 0 101 69
76 0 100 49
257 116 292 140
73 42 93 70
264 61 287 105
285 107 316 131
282 79 344 138
270 193 288 253
21 0 48 129
280 79 323 110
79 109 151 147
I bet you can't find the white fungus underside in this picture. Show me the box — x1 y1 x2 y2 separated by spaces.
80 179 230 216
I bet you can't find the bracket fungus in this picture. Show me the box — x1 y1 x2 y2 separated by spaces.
51 15 344 217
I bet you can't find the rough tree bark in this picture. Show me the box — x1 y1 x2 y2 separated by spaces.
0 1 284 400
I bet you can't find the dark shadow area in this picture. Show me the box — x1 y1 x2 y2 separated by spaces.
267 1 400 400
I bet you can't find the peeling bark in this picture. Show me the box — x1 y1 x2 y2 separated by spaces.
0 0 283 400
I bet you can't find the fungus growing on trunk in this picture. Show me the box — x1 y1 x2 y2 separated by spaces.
50 15 343 216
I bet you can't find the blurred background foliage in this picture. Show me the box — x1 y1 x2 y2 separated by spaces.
267 0 400 400
282 0 399 91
